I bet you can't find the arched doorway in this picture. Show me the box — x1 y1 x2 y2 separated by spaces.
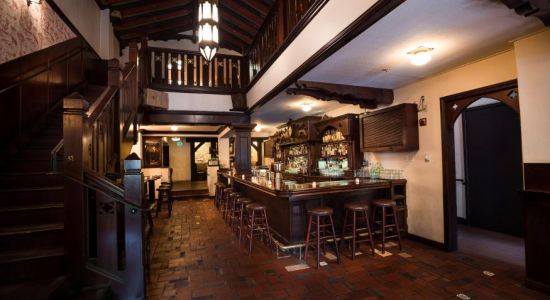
440 80 520 251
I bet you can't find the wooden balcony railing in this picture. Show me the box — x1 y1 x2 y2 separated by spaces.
247 0 328 82
146 47 248 94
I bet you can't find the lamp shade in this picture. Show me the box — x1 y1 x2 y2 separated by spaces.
198 0 219 61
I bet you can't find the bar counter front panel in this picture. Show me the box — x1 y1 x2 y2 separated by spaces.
222 174 398 245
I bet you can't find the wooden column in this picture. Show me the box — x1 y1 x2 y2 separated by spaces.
63 93 90 285
231 123 256 174
120 153 146 299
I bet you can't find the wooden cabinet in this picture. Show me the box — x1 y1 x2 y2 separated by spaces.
360 103 419 152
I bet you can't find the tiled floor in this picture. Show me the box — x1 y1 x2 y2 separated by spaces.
458 224 525 268
148 198 548 300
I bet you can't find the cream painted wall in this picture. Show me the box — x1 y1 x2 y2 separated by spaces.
168 92 233 111
320 50 518 242
53 0 119 59
246 0 378 108
218 137 230 168
514 29 550 163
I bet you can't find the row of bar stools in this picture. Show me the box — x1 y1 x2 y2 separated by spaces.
341 202 375 259
245 203 273 256
373 199 402 253
156 184 173 217
304 207 341 269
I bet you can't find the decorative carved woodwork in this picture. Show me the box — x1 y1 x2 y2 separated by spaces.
359 104 419 152
286 80 394 109
273 116 322 145
500 0 550 26
146 47 248 94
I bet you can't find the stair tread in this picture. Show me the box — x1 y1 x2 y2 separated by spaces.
0 222 64 236
0 246 64 264
0 276 66 300
0 203 64 213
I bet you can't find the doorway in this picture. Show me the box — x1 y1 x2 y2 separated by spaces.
189 138 218 181
440 80 522 252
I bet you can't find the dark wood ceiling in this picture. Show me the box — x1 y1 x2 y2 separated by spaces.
96 0 275 53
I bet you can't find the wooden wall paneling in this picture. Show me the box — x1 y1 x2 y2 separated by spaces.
0 87 21 143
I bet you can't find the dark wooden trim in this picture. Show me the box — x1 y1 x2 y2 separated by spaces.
148 83 243 95
440 80 520 251
45 0 102 59
246 0 406 113
499 0 550 26
524 163 550 192
406 233 446 251
245 0 330 91
141 130 221 136
142 110 250 125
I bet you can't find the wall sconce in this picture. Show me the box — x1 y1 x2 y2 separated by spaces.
27 0 42 6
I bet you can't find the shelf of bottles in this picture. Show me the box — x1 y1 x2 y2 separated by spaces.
318 128 350 177
285 144 309 174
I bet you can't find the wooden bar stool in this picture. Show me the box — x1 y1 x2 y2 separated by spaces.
372 199 402 253
341 202 375 259
221 188 233 220
304 207 340 269
235 197 253 242
156 185 173 217
214 183 225 209
245 203 273 256
226 192 242 225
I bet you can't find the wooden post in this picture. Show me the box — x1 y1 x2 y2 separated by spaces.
129 42 139 64
121 153 146 299
63 93 90 286
231 124 257 174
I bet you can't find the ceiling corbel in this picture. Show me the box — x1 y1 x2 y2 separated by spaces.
286 80 393 109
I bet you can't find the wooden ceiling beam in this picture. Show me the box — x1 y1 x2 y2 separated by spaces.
237 0 271 16
118 19 193 40
116 0 195 19
500 0 550 26
220 26 254 45
220 1 264 27
114 9 192 31
219 11 258 38
286 80 394 109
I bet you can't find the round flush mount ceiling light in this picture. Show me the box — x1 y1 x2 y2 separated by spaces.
407 46 434 66
170 126 178 131
301 102 313 112
171 137 181 142
254 124 262 132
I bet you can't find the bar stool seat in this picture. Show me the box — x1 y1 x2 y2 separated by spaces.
247 203 266 211
227 192 243 224
308 207 333 216
345 202 370 211
372 199 395 207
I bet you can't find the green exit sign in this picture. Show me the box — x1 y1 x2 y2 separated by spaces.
176 141 184 147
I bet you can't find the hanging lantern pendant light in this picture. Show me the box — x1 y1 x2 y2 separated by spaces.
198 0 219 61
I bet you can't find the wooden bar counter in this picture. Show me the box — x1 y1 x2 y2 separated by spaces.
222 173 401 245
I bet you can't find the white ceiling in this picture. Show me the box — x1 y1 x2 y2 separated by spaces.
252 0 543 128
301 0 542 89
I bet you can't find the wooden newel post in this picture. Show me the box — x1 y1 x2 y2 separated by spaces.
122 153 146 299
63 93 90 285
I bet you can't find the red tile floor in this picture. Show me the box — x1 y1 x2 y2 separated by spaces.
147 198 548 300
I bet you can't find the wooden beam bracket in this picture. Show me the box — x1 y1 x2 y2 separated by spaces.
286 80 393 109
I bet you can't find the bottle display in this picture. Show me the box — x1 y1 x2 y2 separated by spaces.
285 144 309 174
318 129 350 176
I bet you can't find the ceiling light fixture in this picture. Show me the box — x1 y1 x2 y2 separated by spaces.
407 46 434 66
197 0 219 61
171 137 181 142
170 126 178 131
301 102 313 112
254 124 262 132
